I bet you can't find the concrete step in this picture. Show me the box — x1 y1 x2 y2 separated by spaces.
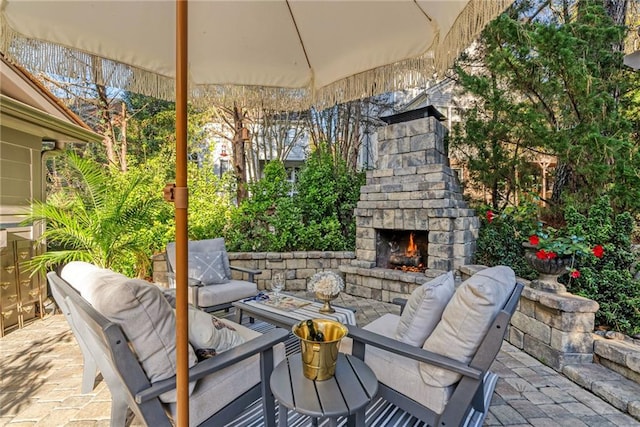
564 363 640 421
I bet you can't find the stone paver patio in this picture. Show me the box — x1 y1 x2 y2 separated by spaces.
1 293 639 426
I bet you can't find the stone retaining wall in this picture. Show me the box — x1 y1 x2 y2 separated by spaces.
507 285 599 370
593 336 640 384
339 264 446 303
460 265 640 389
152 251 355 291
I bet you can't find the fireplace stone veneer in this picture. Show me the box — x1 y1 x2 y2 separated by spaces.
340 114 479 302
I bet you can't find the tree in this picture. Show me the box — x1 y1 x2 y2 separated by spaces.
207 103 254 204
39 71 129 171
251 109 307 172
452 0 640 214
305 96 391 171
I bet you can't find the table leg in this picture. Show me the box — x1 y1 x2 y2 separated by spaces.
347 409 366 427
278 404 288 427
311 417 318 427
328 417 338 427
234 308 243 324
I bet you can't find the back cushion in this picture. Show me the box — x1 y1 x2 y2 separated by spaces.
167 238 232 279
61 262 198 403
420 266 516 387
188 251 229 285
394 272 455 346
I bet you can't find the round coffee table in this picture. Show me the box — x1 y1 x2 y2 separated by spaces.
270 353 378 427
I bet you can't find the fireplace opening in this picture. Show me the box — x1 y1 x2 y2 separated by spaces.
376 230 428 272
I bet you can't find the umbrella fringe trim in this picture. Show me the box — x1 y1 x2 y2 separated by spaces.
1 0 512 110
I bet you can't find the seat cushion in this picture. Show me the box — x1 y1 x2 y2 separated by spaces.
195 279 257 308
61 261 198 403
168 320 286 427
188 307 245 351
420 266 516 387
188 251 229 284
395 272 455 346
341 313 453 414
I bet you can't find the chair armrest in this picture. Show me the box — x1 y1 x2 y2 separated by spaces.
230 265 262 283
135 328 289 403
391 297 407 314
347 326 482 380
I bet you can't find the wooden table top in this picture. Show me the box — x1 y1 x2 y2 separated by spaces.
270 353 378 419
232 293 356 329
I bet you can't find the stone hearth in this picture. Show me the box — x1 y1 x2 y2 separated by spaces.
341 111 479 302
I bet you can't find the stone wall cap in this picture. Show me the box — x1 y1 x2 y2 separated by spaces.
537 291 600 313
458 264 488 277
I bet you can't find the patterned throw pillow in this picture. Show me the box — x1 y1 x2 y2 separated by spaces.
188 307 246 352
188 251 229 285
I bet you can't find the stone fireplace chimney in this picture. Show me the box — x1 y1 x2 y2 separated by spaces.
341 107 479 302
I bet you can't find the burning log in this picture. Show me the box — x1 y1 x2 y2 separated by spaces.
389 254 422 267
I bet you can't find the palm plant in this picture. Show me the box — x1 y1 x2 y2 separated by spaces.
24 152 162 277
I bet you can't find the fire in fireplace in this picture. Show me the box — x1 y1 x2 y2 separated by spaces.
376 230 428 272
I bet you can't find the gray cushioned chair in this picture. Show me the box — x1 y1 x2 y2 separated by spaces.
47 266 287 427
166 238 260 312
343 266 524 427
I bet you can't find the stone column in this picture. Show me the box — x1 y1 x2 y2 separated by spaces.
508 286 599 371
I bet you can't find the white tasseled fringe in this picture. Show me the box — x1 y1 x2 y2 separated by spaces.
1 0 512 110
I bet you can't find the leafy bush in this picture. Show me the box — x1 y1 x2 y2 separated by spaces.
295 146 364 250
474 201 537 280
476 195 640 335
224 160 303 251
564 197 640 335
224 149 363 252
187 164 235 241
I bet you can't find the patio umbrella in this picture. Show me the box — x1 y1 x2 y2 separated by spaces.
0 1 513 424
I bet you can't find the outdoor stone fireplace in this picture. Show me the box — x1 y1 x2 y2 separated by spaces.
340 107 479 302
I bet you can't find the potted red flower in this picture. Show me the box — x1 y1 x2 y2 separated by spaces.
523 226 604 293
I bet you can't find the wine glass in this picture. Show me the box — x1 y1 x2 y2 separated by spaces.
271 272 284 304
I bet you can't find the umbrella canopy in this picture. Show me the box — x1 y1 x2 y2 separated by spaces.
1 0 512 109
1 1 513 425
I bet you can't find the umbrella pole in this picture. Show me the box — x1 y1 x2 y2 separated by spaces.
175 0 189 426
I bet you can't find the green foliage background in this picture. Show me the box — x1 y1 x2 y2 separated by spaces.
476 196 640 335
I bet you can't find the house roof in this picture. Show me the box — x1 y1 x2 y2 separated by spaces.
0 53 101 144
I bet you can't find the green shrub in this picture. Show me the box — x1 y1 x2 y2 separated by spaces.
225 150 363 252
564 197 640 335
224 160 303 252
295 145 364 250
476 195 640 335
473 199 538 280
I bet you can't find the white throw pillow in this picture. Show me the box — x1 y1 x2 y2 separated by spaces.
420 266 516 387
394 272 455 346
188 307 246 352
189 251 229 285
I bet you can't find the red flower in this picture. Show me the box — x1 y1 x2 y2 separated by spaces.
570 270 581 279
593 245 604 258
536 249 557 260
486 210 494 223
529 235 540 246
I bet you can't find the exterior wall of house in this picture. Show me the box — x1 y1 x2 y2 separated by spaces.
0 126 43 237
0 126 45 335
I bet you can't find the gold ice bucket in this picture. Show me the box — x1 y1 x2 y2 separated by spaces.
292 319 348 381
